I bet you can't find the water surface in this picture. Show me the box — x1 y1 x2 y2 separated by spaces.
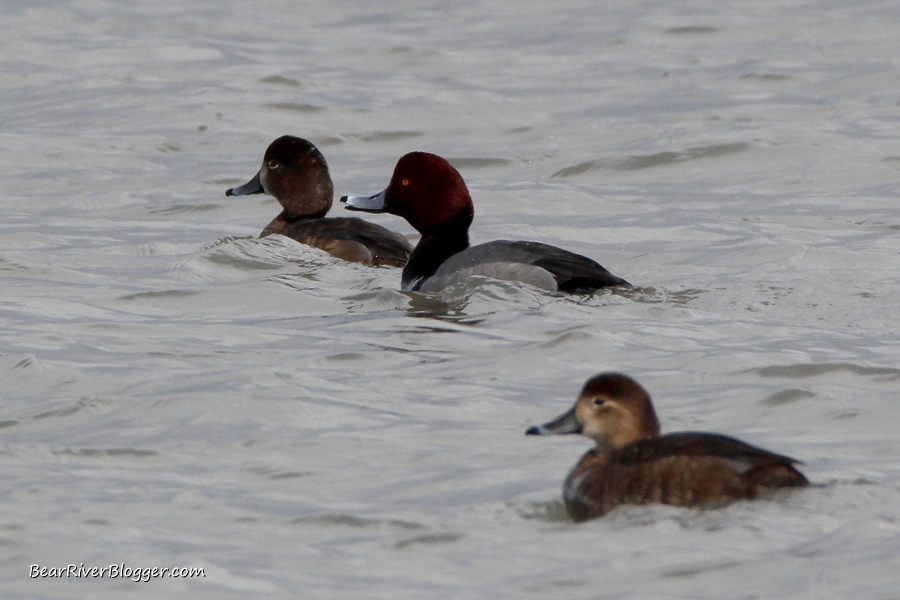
2 1 900 598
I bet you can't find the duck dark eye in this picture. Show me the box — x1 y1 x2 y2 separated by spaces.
267 160 280 170
593 398 605 406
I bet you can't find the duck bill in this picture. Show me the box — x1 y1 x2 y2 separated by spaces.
341 190 387 213
526 407 582 436
226 171 264 196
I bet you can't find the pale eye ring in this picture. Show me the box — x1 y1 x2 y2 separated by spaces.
267 159 280 170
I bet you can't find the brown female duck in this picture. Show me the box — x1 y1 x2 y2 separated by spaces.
527 373 808 521
226 136 412 267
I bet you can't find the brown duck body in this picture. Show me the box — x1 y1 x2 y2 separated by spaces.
527 373 808 521
227 136 412 267
260 213 412 267
563 431 808 521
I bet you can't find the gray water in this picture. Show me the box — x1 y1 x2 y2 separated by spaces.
3 1 900 598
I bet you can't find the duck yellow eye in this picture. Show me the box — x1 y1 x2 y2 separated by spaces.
401 178 410 186
267 160 280 170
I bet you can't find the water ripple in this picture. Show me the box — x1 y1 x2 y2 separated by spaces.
747 363 900 381
551 143 750 177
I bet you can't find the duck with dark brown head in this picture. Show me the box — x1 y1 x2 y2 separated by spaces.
227 136 412 267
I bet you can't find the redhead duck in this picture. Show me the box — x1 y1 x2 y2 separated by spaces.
341 152 630 292
226 136 412 267
527 373 808 521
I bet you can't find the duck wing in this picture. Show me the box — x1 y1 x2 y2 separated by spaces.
613 432 804 471
281 217 412 267
459 240 630 291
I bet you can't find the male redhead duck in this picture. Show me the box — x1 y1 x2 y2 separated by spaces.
226 136 412 267
341 152 630 292
527 373 808 522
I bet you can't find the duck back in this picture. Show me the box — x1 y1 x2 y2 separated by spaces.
422 240 629 292
264 216 412 267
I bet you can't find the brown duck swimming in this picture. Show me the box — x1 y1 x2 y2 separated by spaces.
227 136 412 267
527 373 808 521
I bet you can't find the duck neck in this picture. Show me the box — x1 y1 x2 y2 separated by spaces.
286 205 330 221
574 447 613 474
401 213 471 291
260 209 328 237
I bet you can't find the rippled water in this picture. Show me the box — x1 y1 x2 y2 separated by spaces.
3 1 900 598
